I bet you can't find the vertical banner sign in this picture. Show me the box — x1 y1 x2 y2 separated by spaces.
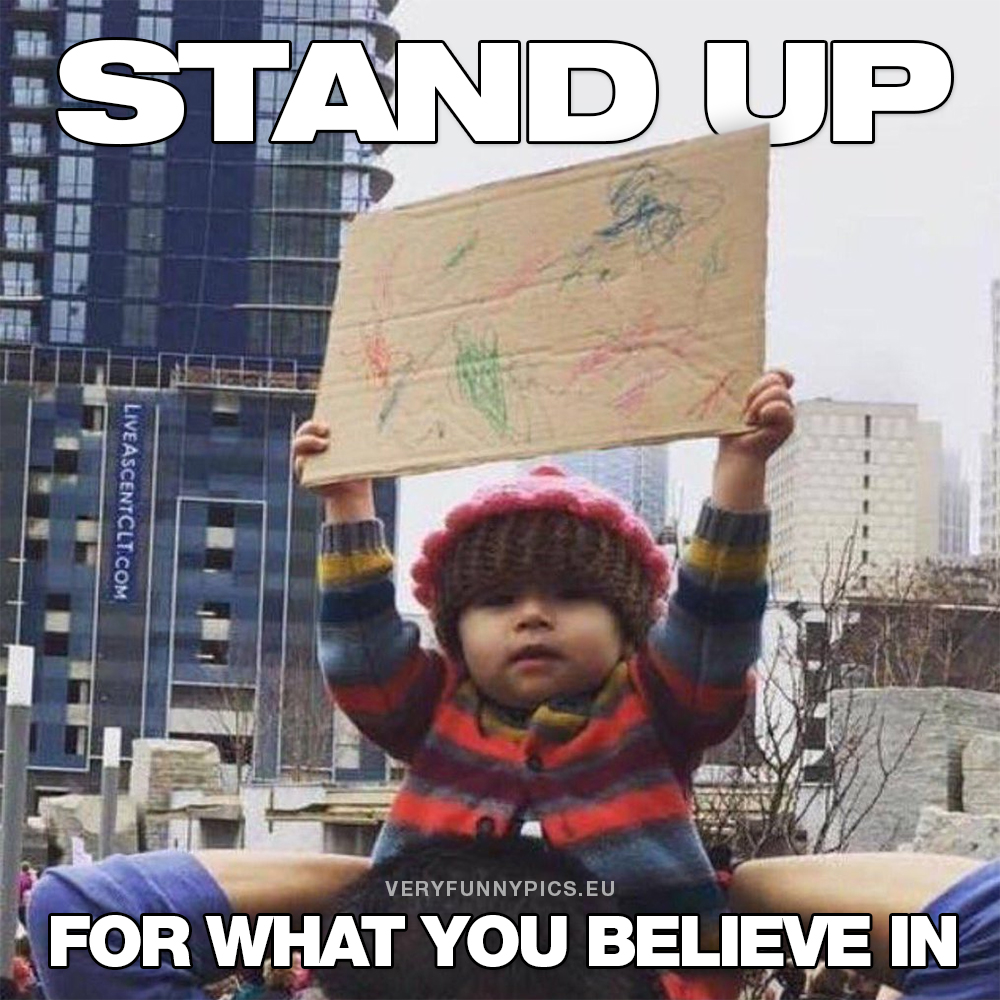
108 402 146 603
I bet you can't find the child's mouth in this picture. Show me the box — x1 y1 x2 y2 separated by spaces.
509 645 561 671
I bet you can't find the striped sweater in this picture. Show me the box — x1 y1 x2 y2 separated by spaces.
317 500 769 923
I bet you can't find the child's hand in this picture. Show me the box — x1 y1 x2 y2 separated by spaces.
723 369 796 463
293 420 375 523
712 369 795 512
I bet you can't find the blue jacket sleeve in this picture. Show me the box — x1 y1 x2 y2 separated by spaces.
27 851 231 1000
900 860 1000 999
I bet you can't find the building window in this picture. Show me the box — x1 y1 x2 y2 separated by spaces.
863 449 871 464
44 632 69 657
26 492 49 518
5 167 42 203
198 601 231 619
53 446 79 475
74 541 98 566
205 548 233 571
129 159 165 202
198 639 229 666
207 503 235 528
137 14 172 46
67 679 90 704
47 593 71 611
864 414 872 438
861 524 869 539
64 725 87 756
50 300 87 344
862 499 870 515
122 302 157 348
126 206 163 252
3 213 39 251
53 252 89 295
803 621 828 661
211 394 240 428
57 156 94 200
0 308 34 343
861 550 869 564
11 75 48 107
82 404 105 432
2 260 37 297
55 203 92 247
65 10 102 44
25 539 47 561
860 575 868 589
13 29 51 59
8 120 45 156
863 474 870 489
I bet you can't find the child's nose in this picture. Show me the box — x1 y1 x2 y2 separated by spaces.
514 591 554 626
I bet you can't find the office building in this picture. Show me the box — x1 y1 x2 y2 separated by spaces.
555 445 669 534
939 450 971 560
766 398 942 602
1 0 399 801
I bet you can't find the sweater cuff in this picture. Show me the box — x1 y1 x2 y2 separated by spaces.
694 500 770 548
321 519 387 555
319 519 393 587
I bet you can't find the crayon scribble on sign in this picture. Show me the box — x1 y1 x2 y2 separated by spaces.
303 126 768 486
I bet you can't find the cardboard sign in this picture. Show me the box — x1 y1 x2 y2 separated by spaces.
303 126 768 486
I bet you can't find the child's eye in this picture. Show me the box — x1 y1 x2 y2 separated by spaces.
477 592 515 608
554 587 594 602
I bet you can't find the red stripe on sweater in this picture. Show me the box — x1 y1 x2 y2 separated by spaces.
543 693 648 766
641 647 751 715
545 783 690 846
390 788 501 837
434 701 527 765
333 647 438 717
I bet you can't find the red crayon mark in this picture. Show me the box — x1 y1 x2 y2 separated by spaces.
613 367 673 416
568 315 694 386
687 370 738 419
363 329 393 388
492 250 561 300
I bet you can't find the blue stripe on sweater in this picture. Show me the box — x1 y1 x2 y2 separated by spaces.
651 602 761 686
673 569 768 623
320 577 395 624
318 609 420 686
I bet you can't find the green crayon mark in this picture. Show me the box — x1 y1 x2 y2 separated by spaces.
701 238 726 280
444 232 479 270
454 330 508 436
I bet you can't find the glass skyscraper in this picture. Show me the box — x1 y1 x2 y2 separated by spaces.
1 0 399 802
557 445 670 535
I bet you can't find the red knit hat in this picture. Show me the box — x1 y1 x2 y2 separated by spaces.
411 465 670 652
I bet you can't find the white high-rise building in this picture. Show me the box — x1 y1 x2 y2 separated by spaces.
980 280 1000 568
766 399 942 601
939 450 971 559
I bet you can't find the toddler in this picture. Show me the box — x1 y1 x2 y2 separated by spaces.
294 369 795 998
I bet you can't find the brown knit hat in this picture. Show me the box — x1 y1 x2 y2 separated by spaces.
433 507 658 656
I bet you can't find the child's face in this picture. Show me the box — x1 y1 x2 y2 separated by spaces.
457 584 625 709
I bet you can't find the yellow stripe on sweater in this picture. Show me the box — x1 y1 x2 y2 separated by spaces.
685 538 768 582
318 549 394 587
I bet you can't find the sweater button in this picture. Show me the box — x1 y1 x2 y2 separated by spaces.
526 754 543 772
476 815 495 837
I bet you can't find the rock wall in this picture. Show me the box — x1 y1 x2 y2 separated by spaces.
826 688 1000 852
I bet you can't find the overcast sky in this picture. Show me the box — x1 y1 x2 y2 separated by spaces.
376 1 999 599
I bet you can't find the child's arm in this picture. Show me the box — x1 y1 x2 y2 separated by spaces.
636 371 794 760
295 422 447 762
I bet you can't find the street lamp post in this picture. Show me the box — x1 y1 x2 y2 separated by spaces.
1 645 34 973
98 727 121 860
